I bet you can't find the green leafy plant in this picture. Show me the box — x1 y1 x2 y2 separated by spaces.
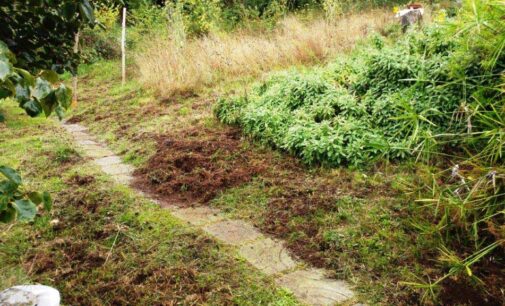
0 41 72 119
0 166 52 223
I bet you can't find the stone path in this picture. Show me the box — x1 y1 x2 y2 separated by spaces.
62 123 356 306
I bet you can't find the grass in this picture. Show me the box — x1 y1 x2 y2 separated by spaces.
0 101 299 305
62 62 429 304
135 10 394 97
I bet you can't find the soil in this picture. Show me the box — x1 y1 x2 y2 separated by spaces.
133 127 267 205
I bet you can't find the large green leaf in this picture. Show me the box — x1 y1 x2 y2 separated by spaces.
14 199 37 221
0 166 22 185
28 191 43 204
0 180 18 194
79 0 95 25
0 59 11 81
23 100 43 117
55 84 72 109
40 70 59 83
32 78 52 101
0 204 16 223
40 92 57 117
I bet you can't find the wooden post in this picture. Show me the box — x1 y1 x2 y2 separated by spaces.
121 7 126 86
72 31 80 105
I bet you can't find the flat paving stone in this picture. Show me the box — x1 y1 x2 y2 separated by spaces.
203 220 262 245
276 268 354 306
112 174 133 185
72 131 95 141
171 207 224 226
239 238 297 275
100 163 134 175
83 147 115 158
94 156 123 167
63 124 87 132
76 139 99 146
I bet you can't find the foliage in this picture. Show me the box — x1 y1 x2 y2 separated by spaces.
0 42 72 119
0 166 52 223
0 0 95 74
215 0 504 300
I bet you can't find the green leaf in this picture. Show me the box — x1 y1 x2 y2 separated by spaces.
32 77 52 101
14 199 37 221
28 191 43 204
40 70 59 83
0 166 22 185
42 192 52 211
0 59 11 81
0 180 18 194
15 83 30 104
23 100 43 117
0 204 16 223
0 195 8 211
79 0 95 25
0 86 11 99
40 92 57 117
15 68 35 87
55 84 71 109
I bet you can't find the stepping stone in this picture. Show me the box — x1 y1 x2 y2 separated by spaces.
100 163 134 176
94 156 123 167
239 238 297 275
203 220 262 245
84 147 115 158
112 174 133 185
76 139 98 146
71 131 95 141
63 124 87 132
171 207 224 226
276 268 354 306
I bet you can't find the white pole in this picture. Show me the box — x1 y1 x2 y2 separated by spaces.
121 7 126 86
72 31 80 105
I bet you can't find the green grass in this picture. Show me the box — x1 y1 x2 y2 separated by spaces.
0 100 299 305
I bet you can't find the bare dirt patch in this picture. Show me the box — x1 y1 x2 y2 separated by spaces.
134 127 267 205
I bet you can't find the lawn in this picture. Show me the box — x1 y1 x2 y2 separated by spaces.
0 101 298 305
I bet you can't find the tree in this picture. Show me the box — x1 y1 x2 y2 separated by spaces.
0 0 96 222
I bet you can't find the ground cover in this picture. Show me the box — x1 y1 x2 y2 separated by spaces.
0 101 298 305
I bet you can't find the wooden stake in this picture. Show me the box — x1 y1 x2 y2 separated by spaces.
72 31 80 105
121 7 126 86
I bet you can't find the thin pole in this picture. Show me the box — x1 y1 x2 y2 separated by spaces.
121 7 126 86
72 31 80 105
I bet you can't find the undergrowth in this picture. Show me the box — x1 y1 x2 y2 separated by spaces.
216 0 505 303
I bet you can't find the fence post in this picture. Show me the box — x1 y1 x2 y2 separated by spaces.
72 31 80 105
121 7 126 86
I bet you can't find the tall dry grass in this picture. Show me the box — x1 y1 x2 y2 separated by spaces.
136 10 393 97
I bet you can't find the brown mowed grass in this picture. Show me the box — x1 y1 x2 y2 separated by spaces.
135 10 393 97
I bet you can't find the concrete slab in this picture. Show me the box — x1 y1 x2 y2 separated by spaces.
276 269 354 306
63 124 87 132
171 206 224 226
94 156 123 167
203 220 262 245
112 174 133 185
239 238 297 275
84 147 115 158
100 163 134 175
76 139 99 146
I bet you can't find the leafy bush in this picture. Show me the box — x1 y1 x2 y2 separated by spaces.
216 0 505 301
216 6 503 166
